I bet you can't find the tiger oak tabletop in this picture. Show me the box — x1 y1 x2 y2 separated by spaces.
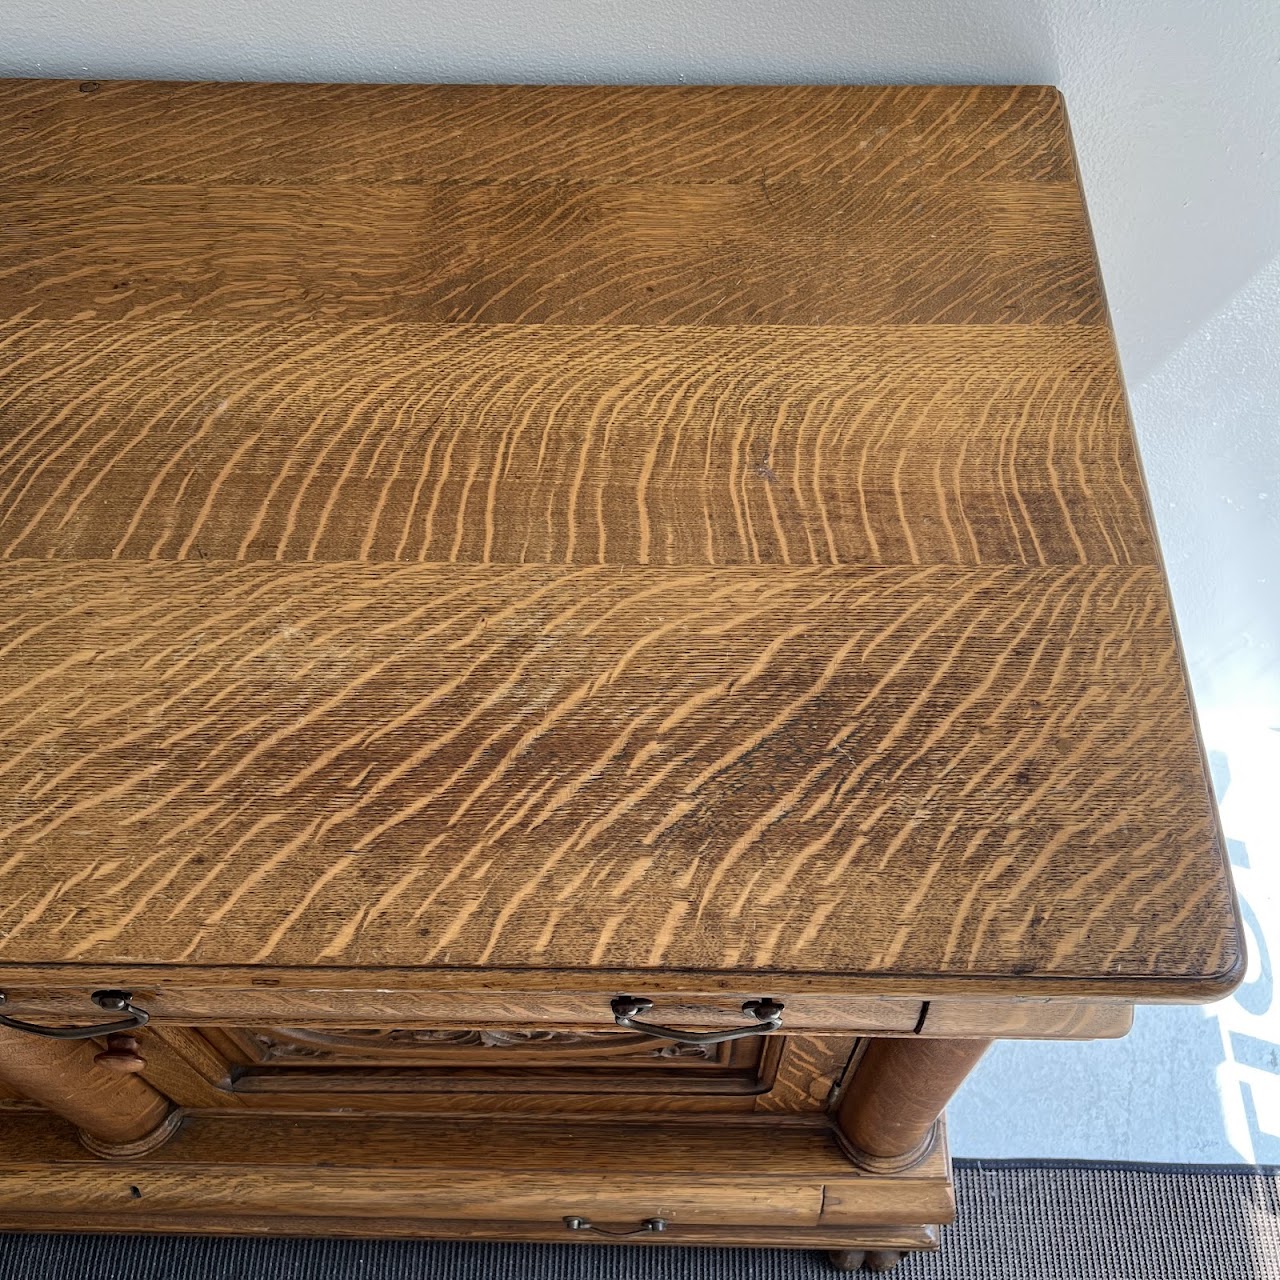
0 80 1241 998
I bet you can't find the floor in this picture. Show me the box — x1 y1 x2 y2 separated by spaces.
949 711 1280 1164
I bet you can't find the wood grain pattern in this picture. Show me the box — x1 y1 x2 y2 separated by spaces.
0 80 1239 1001
0 1027 172 1146
0 183 1100 325
0 1107 893 1172
0 321 1148 566
0 82 1073 185
0 560 1232 986
836 1038 991 1165
0 1167 825 1226
134 1025 239 1112
918 998 1132 1039
754 1036 858 1114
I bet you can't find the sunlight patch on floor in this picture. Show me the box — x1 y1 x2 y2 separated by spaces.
1203 708 1280 1163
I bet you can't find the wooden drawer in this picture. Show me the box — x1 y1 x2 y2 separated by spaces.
141 1024 856 1118
0 986 1132 1039
0 987 919 1032
0 1110 953 1243
0 1163 824 1228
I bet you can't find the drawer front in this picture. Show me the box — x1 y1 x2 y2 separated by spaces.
142 1025 856 1118
0 987 1132 1040
0 1164 824 1228
0 1109 950 1242
0 987 922 1033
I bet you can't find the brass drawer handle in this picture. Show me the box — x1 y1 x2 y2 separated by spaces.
610 996 784 1044
0 990 149 1040
563 1215 668 1237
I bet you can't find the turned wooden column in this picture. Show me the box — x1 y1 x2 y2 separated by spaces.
0 1026 178 1157
836 1036 991 1171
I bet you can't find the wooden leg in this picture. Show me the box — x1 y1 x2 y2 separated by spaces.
836 1036 990 1170
0 1026 177 1156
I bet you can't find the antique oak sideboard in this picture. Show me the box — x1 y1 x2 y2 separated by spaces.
0 81 1242 1271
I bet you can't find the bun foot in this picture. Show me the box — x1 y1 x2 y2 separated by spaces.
865 1250 904 1271
826 1252 866 1271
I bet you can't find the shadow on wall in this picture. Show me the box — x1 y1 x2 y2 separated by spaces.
1131 253 1280 723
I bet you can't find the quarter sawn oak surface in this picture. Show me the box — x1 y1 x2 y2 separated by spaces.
0 80 1240 995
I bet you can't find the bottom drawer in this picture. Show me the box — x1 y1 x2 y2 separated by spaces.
0 1110 953 1239
0 1165 823 1228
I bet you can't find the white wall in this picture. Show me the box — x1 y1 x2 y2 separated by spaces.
2 0 1278 1160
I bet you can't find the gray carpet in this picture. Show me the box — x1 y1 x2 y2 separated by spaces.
0 1161 1276 1278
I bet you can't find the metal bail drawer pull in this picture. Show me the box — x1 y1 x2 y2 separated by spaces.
610 996 784 1044
564 1215 668 1237
0 991 149 1040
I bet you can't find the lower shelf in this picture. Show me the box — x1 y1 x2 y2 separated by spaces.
0 1110 952 1251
